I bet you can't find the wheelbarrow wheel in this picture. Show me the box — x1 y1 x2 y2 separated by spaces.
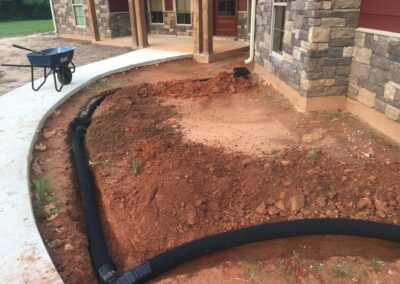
57 66 73 85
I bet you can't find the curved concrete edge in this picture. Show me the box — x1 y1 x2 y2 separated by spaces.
0 49 192 283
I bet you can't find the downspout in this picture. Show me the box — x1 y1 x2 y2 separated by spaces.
245 0 256 64
49 0 57 33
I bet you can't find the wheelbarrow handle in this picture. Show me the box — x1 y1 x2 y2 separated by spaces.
12 44 45 55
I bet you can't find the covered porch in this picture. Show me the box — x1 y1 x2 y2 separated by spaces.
85 0 250 63
94 34 249 62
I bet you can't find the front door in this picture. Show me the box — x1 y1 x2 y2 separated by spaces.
214 0 237 36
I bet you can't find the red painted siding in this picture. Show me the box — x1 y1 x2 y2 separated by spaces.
238 0 247 11
108 0 129 13
165 0 173 11
359 0 400 33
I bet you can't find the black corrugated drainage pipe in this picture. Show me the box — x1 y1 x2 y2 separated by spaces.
71 82 400 284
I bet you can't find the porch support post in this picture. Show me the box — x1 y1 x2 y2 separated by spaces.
128 0 139 48
202 0 213 54
87 0 100 41
134 0 149 48
193 0 203 54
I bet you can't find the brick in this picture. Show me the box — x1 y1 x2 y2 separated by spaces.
372 37 389 56
301 78 335 91
336 65 351 75
354 32 365 47
369 68 388 86
324 86 348 96
358 87 376 107
364 33 374 49
343 46 354 57
389 62 400 85
301 41 329 50
370 55 390 71
327 47 344 58
354 47 372 64
335 76 349 86
308 27 331 43
384 81 400 101
329 38 355 47
330 28 355 39
332 0 361 9
321 18 346 27
374 99 386 113
388 40 400 57
385 105 400 121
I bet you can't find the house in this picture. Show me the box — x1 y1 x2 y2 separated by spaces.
51 0 400 142
52 0 250 40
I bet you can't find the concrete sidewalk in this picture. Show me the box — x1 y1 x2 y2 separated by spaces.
0 49 191 283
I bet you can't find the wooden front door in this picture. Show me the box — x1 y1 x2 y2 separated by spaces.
214 0 237 36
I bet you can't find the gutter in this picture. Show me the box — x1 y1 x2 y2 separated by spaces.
245 0 256 64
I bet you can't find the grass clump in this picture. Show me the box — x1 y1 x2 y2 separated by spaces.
370 258 384 269
33 178 61 217
133 159 140 176
306 149 320 160
332 261 352 278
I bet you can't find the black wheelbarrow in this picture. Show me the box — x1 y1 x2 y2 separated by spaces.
1 44 76 92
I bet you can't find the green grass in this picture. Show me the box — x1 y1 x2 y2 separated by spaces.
306 149 320 160
0 20 53 37
332 261 352 278
370 258 384 269
133 159 140 176
33 178 61 217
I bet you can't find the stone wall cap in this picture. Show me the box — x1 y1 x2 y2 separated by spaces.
356 27 400 40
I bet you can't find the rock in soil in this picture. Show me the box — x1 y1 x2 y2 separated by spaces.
290 195 305 213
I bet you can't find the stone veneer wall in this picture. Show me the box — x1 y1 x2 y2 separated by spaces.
95 0 112 39
148 12 193 36
52 0 92 36
349 30 400 122
237 11 249 40
255 0 360 97
109 12 131 38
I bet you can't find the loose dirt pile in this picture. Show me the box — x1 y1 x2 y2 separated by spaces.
156 71 255 99
85 73 400 274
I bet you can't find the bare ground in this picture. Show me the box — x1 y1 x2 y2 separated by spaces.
30 55 400 283
0 34 131 95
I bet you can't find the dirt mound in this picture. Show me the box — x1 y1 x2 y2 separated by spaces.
85 78 400 273
155 71 255 99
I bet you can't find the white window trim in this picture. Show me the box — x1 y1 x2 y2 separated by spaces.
147 0 165 25
71 0 86 28
174 0 193 26
270 1 287 59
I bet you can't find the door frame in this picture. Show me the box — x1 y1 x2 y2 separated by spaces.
213 0 239 36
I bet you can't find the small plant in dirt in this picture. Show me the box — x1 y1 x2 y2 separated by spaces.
332 261 352 278
310 262 325 272
291 250 307 266
306 149 320 160
395 145 400 152
88 159 111 168
133 159 140 176
238 261 259 277
33 178 61 217
370 258 384 269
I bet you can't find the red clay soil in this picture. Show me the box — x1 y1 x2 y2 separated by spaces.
30 57 400 283
86 73 400 275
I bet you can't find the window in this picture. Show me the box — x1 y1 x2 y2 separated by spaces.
218 0 235 16
176 0 191 25
72 0 86 27
359 0 400 33
150 0 164 24
271 0 287 55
